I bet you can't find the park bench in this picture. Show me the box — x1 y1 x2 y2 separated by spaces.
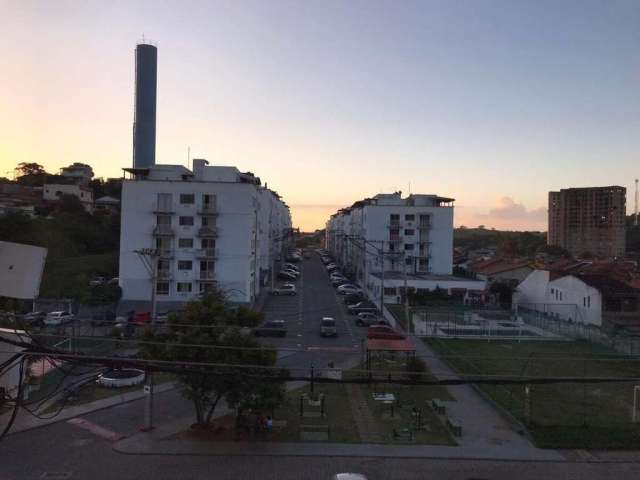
446 417 462 437
431 398 446 415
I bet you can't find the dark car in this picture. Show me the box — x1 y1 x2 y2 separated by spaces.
343 293 364 304
332 278 349 287
367 325 406 340
254 320 287 337
278 271 297 281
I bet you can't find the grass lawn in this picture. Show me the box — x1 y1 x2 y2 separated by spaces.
428 338 640 449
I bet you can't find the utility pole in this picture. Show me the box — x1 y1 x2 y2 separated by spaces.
134 247 159 431
404 253 410 334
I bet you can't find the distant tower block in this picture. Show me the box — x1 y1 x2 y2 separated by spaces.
133 43 157 168
635 179 638 226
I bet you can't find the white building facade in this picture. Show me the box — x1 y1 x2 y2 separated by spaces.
43 183 94 212
513 270 603 326
326 193 485 307
119 160 291 307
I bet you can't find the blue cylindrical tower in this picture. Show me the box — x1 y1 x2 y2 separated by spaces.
133 43 157 168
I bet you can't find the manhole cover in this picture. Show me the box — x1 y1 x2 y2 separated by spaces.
41 473 72 480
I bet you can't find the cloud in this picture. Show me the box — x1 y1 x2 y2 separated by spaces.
456 197 547 231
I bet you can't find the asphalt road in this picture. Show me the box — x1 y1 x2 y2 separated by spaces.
264 253 367 373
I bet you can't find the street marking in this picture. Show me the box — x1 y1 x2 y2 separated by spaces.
67 418 125 442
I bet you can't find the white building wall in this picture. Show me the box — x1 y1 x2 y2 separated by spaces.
513 270 603 326
119 164 290 306
43 184 93 212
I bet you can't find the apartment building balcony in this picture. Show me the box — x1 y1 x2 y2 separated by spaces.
197 205 219 216
418 222 431 231
153 225 175 237
196 248 218 259
153 205 175 215
386 222 401 229
157 269 173 280
197 271 216 282
197 226 218 238
389 234 401 242
158 249 174 258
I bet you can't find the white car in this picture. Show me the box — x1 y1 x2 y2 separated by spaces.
44 311 75 326
271 284 297 296
337 284 362 295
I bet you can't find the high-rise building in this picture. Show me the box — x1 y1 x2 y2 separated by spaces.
132 43 157 169
548 186 626 258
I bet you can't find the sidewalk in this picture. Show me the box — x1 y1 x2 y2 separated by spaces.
2 382 177 434
114 433 564 461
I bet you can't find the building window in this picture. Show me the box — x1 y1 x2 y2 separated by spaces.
158 259 170 271
156 282 169 295
178 260 193 270
559 291 563 301
177 282 192 293
405 214 415 221
384 287 396 296
180 194 195 205
201 239 215 248
157 193 172 211
390 214 400 225
200 283 216 294
202 194 216 209
404 229 414 236
587 296 591 308
178 238 193 248
179 216 194 226
405 256 413 265
404 244 414 251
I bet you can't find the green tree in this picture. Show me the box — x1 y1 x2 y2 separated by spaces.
141 292 287 427
16 162 45 177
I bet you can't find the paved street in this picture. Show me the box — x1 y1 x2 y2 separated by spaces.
265 254 366 373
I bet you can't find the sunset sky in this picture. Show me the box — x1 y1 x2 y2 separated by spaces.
1 0 638 231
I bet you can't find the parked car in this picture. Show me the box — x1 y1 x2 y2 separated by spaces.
271 284 297 296
337 284 362 295
326 265 338 273
347 302 378 315
107 277 119 286
343 293 365 305
320 317 338 337
355 312 386 327
286 255 301 263
367 325 406 340
44 311 75 326
283 263 300 272
21 311 47 326
332 278 350 287
254 320 287 337
278 271 297 281
128 311 151 325
283 266 300 275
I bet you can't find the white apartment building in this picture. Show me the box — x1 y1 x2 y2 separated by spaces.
119 159 291 308
326 193 485 307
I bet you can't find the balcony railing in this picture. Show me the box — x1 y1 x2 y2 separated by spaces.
157 269 172 280
197 204 218 215
418 222 431 230
153 225 174 236
153 204 174 214
389 234 401 242
198 270 216 281
158 249 173 258
386 222 401 229
196 248 217 259
197 226 218 237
